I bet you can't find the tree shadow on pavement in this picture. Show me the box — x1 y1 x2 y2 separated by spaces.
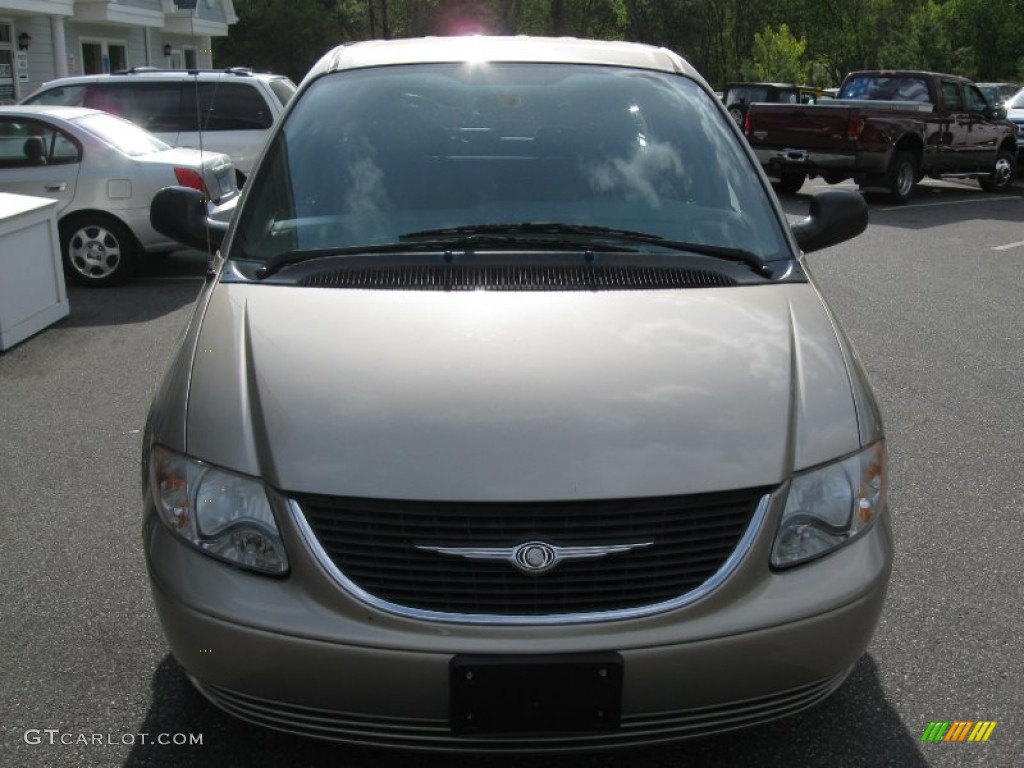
125 654 928 768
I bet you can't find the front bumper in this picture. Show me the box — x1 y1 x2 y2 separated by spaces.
143 491 893 752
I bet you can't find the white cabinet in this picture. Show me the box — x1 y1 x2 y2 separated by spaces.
0 193 70 351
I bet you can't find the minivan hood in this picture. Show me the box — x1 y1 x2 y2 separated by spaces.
184 283 859 500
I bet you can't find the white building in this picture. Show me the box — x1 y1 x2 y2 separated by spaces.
0 0 239 103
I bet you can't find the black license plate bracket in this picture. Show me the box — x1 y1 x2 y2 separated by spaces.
450 652 623 735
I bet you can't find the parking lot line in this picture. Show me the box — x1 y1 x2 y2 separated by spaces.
992 240 1024 251
879 196 1020 212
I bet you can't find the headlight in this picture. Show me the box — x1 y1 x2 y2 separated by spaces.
771 441 886 568
148 445 288 574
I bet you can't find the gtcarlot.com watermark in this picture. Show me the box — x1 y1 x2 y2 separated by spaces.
24 729 203 746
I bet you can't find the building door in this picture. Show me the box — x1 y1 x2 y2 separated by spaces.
82 40 128 74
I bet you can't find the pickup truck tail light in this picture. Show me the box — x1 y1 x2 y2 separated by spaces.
743 112 752 134
846 116 864 141
174 167 210 196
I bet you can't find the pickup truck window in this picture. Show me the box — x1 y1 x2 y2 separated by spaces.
841 76 931 103
964 85 988 113
941 81 963 111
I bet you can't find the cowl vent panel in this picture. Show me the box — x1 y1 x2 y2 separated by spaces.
297 265 737 290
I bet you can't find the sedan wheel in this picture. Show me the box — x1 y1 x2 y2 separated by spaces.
61 217 136 286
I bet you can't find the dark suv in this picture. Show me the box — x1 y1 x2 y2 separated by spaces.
722 82 828 125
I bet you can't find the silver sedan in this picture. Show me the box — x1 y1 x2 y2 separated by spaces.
0 105 237 286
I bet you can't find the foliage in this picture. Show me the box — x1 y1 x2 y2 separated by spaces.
214 0 1024 89
742 24 808 84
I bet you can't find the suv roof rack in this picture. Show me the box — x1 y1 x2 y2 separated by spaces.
109 67 255 77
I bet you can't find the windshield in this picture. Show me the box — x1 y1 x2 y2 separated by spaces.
72 113 171 155
232 63 789 264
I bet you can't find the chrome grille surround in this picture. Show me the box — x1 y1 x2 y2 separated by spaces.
290 491 772 625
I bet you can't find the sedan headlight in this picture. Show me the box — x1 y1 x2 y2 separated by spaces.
771 442 886 568
148 445 288 574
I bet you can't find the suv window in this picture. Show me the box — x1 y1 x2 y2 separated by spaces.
23 84 86 107
179 82 273 131
84 82 183 133
724 86 769 104
268 78 297 107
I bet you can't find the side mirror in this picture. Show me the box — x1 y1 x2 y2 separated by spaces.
150 186 229 254
791 189 868 253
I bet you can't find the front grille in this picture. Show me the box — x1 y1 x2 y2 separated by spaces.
295 489 768 617
297 264 737 291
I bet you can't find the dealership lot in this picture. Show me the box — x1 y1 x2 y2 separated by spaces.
1 179 1022 767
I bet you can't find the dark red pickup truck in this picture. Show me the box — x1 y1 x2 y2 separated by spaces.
744 70 1018 203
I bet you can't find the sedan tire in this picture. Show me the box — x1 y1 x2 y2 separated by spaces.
60 214 137 287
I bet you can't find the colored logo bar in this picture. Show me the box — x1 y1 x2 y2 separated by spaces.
921 721 997 742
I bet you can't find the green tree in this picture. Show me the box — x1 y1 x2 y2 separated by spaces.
937 0 1024 80
742 24 808 83
213 0 361 82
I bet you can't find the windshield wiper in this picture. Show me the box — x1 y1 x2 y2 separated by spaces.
400 223 771 275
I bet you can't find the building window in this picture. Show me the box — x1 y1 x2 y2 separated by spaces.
0 21 16 104
82 40 128 74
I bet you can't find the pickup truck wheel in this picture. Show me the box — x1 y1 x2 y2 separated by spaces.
772 171 806 195
979 150 1016 193
884 151 918 205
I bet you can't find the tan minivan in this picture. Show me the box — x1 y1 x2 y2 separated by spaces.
143 36 890 752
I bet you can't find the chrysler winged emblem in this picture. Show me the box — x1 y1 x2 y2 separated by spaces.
415 539 653 575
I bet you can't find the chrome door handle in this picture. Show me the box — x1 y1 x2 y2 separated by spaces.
44 182 67 191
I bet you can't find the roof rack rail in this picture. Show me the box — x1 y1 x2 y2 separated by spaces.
111 66 162 74
107 67 255 77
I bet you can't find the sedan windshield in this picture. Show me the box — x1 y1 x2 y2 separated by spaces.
73 113 171 156
232 63 789 264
